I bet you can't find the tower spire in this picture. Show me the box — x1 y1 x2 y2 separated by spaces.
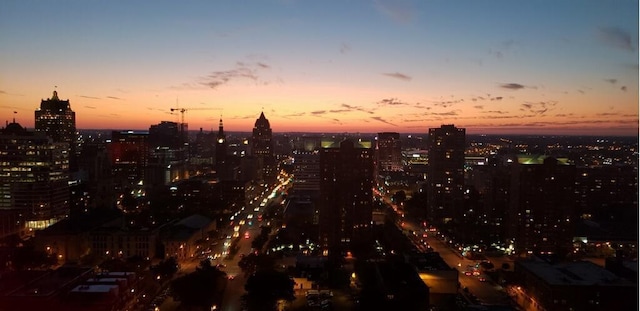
52 86 59 100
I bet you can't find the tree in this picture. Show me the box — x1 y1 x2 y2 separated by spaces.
238 253 275 276
170 259 227 310
150 257 178 279
392 190 407 205
243 269 295 311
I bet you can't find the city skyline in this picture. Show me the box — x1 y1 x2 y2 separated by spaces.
1 0 638 136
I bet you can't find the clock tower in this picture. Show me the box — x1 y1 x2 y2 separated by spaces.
215 118 227 172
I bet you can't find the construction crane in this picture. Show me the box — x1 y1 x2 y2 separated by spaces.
170 107 220 126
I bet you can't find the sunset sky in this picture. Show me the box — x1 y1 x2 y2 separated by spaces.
1 0 638 135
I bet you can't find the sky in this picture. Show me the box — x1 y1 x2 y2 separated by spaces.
1 0 638 136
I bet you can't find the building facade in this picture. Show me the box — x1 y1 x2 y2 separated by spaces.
376 132 403 173
251 112 276 183
0 121 70 237
318 139 373 254
426 124 465 225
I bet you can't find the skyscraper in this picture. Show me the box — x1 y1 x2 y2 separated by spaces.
251 112 276 182
35 89 76 169
215 118 227 172
319 139 374 254
426 124 465 225
508 155 576 257
376 132 403 173
0 120 70 237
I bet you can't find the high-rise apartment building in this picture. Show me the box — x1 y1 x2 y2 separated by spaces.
0 121 70 237
318 139 374 254
251 112 276 182
426 124 465 225
508 155 576 257
376 132 403 173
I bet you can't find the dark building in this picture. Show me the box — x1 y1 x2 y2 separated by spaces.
215 118 228 175
35 89 77 170
318 139 373 255
251 112 276 183
107 130 149 194
514 257 637 311
376 132 403 173
508 155 576 257
0 121 70 237
426 124 466 225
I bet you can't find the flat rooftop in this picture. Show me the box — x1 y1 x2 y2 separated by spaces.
518 259 633 286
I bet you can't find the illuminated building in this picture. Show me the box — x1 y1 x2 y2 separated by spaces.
376 132 402 173
35 89 77 169
215 118 228 173
426 124 466 225
251 112 276 182
107 130 149 193
508 155 576 257
318 139 373 254
0 120 69 237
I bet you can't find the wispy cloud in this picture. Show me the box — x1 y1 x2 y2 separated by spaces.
373 0 415 24
198 61 271 89
310 110 326 115
598 26 635 51
520 101 557 116
604 78 618 84
79 95 100 100
377 98 409 106
84 105 96 109
621 86 627 92
340 42 351 54
341 103 375 114
474 105 484 109
107 96 123 100
500 83 525 90
370 116 397 126
382 72 412 81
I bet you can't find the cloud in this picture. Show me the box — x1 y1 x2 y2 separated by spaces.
490 96 503 101
106 96 123 100
79 95 100 99
0 90 6 94
199 61 270 89
377 98 409 106
341 103 375 114
604 78 617 84
382 72 412 81
474 105 484 109
373 0 415 24
84 106 96 109
500 83 525 90
310 110 326 115
370 116 397 126
340 42 351 54
430 110 459 116
621 86 627 91
598 27 634 51
520 101 557 116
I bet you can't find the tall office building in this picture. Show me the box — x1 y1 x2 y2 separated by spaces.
318 139 374 254
215 118 227 172
0 120 70 237
426 124 465 225
376 132 403 173
251 112 276 182
35 89 77 170
508 155 576 257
